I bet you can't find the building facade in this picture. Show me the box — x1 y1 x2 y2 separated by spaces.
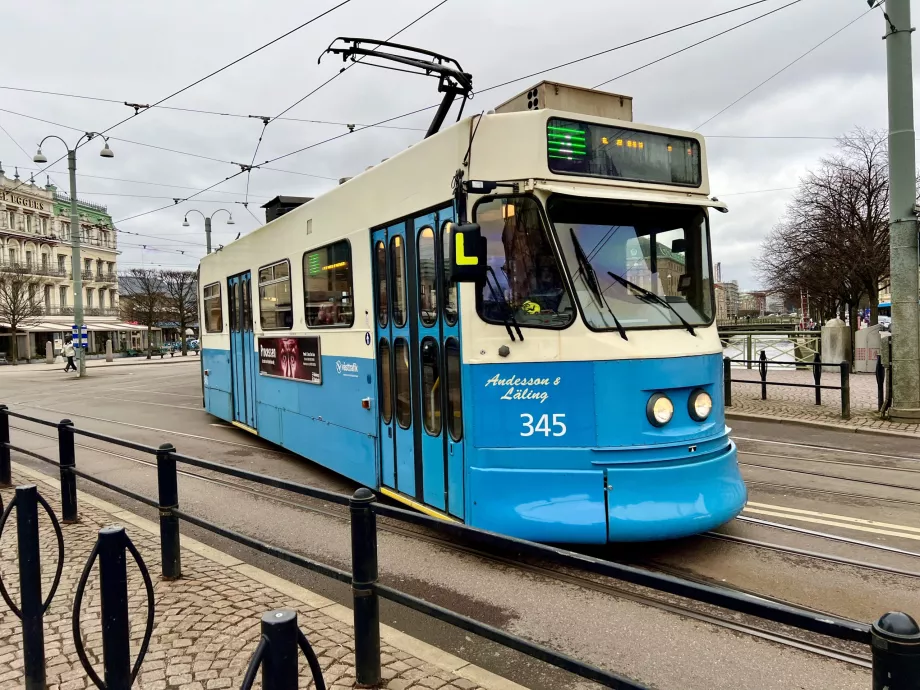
0 166 139 361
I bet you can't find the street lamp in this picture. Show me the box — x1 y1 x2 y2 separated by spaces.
182 209 233 255
34 132 115 378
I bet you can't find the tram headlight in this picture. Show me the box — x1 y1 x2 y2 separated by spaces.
646 393 674 427
688 389 713 421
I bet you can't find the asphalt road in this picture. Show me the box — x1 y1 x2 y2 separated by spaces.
4 359 918 689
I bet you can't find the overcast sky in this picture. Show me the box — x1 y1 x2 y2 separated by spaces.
0 0 911 289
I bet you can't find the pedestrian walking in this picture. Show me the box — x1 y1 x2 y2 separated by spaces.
63 339 77 373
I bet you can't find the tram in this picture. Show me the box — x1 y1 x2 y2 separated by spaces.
198 77 747 543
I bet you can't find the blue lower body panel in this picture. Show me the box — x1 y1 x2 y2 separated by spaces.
468 442 745 543
606 442 746 541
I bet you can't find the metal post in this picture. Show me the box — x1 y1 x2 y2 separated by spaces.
261 610 299 690
204 216 212 255
67 148 86 378
872 611 920 690
746 335 753 370
885 0 920 421
17 486 46 690
841 361 851 420
877 354 886 412
155 443 181 579
814 352 822 406
98 527 131 690
350 488 381 687
723 357 732 407
758 350 767 400
0 405 11 488
57 419 77 523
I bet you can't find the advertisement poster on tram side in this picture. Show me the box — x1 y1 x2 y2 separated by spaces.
258 336 322 384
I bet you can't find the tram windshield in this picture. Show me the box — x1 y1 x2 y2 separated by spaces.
549 196 714 331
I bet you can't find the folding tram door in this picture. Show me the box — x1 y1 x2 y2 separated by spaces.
373 206 466 518
228 271 258 430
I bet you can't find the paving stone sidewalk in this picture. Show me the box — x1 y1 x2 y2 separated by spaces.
726 366 920 436
0 469 497 690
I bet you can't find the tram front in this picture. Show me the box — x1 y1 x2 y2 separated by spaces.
453 107 746 543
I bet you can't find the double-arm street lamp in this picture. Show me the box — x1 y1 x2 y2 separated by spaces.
34 133 114 378
183 208 233 254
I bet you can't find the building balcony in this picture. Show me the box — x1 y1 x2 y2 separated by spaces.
69 270 95 281
95 272 117 284
0 261 68 279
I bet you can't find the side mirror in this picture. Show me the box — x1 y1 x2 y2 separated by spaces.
448 222 487 283
671 238 687 254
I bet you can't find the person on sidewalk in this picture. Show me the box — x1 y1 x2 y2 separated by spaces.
62 339 77 373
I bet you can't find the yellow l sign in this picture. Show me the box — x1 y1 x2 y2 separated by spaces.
455 230 479 266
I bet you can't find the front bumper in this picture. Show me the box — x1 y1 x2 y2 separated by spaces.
468 441 746 543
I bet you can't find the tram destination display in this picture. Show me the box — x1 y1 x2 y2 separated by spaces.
258 336 322 384
547 117 701 187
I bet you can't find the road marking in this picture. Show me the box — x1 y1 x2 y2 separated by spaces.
748 501 920 534
743 507 920 541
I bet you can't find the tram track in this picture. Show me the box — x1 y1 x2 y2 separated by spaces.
744 478 920 509
3 424 894 669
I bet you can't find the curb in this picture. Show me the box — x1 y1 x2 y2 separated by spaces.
726 411 920 440
4 357 199 373
8 461 528 690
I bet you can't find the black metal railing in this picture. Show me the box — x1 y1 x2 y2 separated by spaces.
724 352 851 419
2 404 920 688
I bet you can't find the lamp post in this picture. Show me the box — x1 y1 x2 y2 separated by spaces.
34 133 114 378
183 209 233 255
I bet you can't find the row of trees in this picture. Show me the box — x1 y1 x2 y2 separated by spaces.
756 129 890 331
0 266 198 363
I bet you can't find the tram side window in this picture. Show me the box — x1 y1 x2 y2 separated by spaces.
303 241 354 327
421 338 441 435
394 338 411 429
258 260 293 330
418 227 438 326
204 283 222 333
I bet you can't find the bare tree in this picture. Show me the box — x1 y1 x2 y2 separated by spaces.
162 270 198 355
756 129 890 354
119 268 166 359
0 266 44 364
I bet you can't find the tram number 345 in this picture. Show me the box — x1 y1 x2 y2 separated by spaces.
520 413 567 437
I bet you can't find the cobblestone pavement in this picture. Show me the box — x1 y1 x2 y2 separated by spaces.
0 471 491 690
726 366 920 435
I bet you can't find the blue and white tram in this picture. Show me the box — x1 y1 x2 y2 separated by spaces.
198 83 747 543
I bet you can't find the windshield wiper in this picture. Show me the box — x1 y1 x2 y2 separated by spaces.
484 267 524 342
606 271 696 336
570 229 627 341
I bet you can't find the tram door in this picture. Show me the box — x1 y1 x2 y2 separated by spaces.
373 207 466 518
228 271 258 430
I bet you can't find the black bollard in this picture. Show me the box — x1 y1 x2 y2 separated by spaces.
758 350 767 400
16 486 46 690
350 488 381 687
98 527 131 690
0 405 11 488
813 353 822 406
155 443 181 579
876 354 885 412
723 357 732 407
57 419 77 523
262 610 299 690
841 361 851 420
872 611 920 690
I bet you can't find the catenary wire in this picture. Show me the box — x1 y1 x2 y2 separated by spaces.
694 6 875 130
242 0 452 205
594 0 806 88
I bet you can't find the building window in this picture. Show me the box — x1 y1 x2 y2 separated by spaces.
43 285 51 309
258 260 293 330
60 286 68 307
8 248 16 265
84 258 91 273
86 289 94 308
41 253 49 270
25 251 33 267
25 215 32 233
5 211 12 229
303 240 354 327
203 283 222 333
108 262 115 276
58 255 66 274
